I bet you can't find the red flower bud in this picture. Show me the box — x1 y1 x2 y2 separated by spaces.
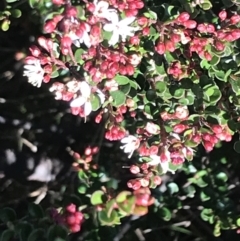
230 15 240 25
218 10 227 21
183 20 197 29
177 12 190 22
155 42 165 55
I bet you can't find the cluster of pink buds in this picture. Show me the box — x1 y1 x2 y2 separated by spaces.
49 204 84 233
64 204 84 233
105 125 126 141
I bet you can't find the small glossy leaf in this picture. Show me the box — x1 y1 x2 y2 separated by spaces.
216 172 228 182
155 81 166 94
234 141 240 153
47 225 68 241
90 94 101 111
159 207 171 221
200 208 213 221
0 230 14 241
0 208 16 222
146 89 156 101
119 84 131 94
115 75 129 85
110 90 126 107
116 191 132 203
167 182 179 195
16 222 33 241
90 190 105 205
27 229 45 241
11 9 22 18
98 209 119 226
118 196 135 215
28 203 44 218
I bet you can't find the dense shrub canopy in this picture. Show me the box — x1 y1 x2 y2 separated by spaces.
1 0 240 240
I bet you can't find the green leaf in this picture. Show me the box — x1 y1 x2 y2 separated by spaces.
16 222 33 241
199 1 212 10
50 69 59 78
110 90 126 107
167 182 179 195
47 225 68 241
146 89 156 101
184 185 196 198
98 210 120 226
119 84 131 94
159 207 172 221
115 75 129 85
78 184 87 194
116 191 132 203
105 199 116 218
228 119 237 132
209 55 220 65
1 20 10 31
200 208 213 221
155 81 166 94
216 172 228 182
118 196 135 215
90 190 105 205
200 190 211 202
0 230 14 241
27 229 45 241
90 94 101 111
236 218 240 227
0 208 16 222
28 0 38 8
74 48 84 65
28 203 44 218
234 141 240 153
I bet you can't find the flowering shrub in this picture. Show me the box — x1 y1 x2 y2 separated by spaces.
2 0 240 239
23 0 240 186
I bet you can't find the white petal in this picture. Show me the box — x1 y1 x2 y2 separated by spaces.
80 81 91 97
119 17 135 27
109 32 119 45
108 12 119 24
97 1 109 10
84 101 92 116
103 23 114 32
96 89 105 104
83 33 91 48
70 97 85 107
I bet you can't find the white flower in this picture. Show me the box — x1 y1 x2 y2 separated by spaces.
120 135 140 158
69 22 91 48
23 59 44 88
96 89 105 104
70 81 92 117
149 155 175 174
93 0 117 20
103 14 139 45
145 122 160 135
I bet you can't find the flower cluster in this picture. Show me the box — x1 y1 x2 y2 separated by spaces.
23 0 240 192
49 204 84 233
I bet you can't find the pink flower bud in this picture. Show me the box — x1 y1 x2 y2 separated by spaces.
130 165 140 174
177 12 190 22
183 20 197 29
218 10 227 21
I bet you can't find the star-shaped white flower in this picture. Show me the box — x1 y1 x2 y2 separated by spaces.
149 155 175 174
103 14 139 45
120 135 140 158
23 59 44 88
69 22 91 48
70 81 92 117
93 0 116 20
